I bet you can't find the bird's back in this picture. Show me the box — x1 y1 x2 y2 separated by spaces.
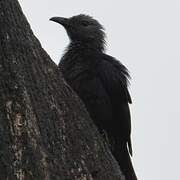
59 49 131 140
59 48 113 132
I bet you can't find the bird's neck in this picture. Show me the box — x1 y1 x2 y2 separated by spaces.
68 40 105 53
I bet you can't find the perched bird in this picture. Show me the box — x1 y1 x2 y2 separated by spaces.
50 14 137 180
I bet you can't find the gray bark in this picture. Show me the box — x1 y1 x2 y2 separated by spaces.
0 0 125 179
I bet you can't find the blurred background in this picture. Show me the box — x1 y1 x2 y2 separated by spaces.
19 0 180 179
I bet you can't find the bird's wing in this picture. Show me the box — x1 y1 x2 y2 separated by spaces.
69 69 113 133
98 54 132 155
99 54 132 104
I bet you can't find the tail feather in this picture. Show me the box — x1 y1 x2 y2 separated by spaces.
128 138 133 156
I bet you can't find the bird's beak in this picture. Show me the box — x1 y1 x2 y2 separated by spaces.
49 17 69 27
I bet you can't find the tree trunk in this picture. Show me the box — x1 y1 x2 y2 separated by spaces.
0 0 125 179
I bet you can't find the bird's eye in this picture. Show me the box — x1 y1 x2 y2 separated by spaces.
81 21 89 27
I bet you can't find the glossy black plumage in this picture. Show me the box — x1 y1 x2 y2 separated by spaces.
50 14 137 180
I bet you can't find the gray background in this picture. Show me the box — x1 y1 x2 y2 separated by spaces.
19 0 180 179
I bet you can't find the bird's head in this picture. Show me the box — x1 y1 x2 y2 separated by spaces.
50 14 106 51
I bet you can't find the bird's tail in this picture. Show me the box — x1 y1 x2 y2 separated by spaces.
113 142 137 180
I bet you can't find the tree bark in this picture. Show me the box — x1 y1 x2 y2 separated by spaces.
0 0 125 179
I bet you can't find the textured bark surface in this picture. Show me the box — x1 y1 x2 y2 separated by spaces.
0 0 125 179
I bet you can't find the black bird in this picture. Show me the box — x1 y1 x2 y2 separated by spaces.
50 14 137 180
